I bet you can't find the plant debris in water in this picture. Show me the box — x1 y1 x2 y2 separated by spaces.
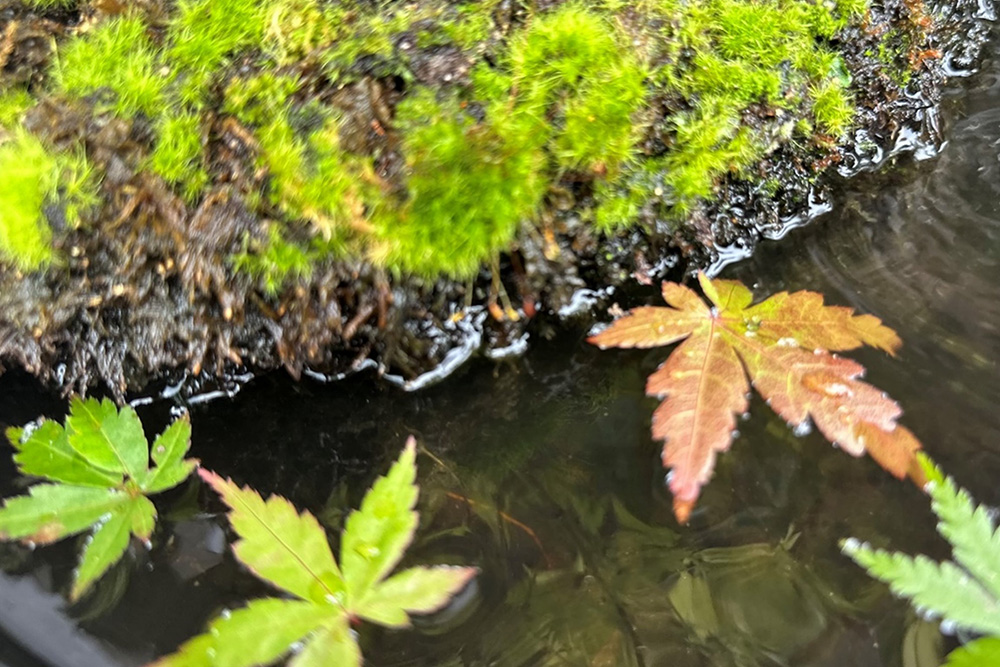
0 0 991 395
0 397 196 599
153 437 477 667
589 273 922 521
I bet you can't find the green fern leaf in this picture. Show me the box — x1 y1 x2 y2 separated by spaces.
921 455 1000 600
843 455 1000 639
841 543 1000 635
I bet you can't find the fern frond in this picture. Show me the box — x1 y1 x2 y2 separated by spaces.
920 454 1000 600
841 540 1000 636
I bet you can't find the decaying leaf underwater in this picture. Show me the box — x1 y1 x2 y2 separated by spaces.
590 273 923 522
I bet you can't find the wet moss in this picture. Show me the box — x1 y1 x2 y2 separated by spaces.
381 90 545 277
16 0 857 274
593 0 865 221
149 110 207 200
230 225 315 296
0 0 979 393
0 129 95 270
54 16 167 118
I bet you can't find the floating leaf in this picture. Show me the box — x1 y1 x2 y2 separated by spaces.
72 506 133 600
7 421 121 487
288 618 360 667
0 485 127 543
155 437 476 667
0 400 198 599
198 469 342 604
844 455 1000 652
354 565 478 627
65 397 149 478
149 415 192 470
589 273 916 521
340 438 419 603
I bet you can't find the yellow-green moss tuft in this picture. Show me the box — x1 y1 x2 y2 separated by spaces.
0 131 96 270
55 16 166 118
150 110 208 199
380 91 546 277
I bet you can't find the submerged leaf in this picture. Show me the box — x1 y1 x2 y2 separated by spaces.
589 273 916 521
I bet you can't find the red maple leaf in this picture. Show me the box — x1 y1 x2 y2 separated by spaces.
589 273 922 522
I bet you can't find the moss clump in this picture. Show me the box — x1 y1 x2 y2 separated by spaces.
167 0 269 104
55 16 167 118
501 4 649 173
149 110 207 200
10 0 869 279
230 226 315 295
593 0 864 221
0 130 95 270
373 5 646 276
380 91 545 277
0 89 34 127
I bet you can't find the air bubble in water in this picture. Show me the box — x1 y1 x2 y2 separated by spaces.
793 420 813 437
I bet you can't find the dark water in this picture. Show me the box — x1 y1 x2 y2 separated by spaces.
2 40 1000 667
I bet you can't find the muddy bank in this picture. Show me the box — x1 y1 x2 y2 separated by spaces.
0 0 994 399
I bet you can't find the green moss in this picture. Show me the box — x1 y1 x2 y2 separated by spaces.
23 0 78 7
0 130 96 270
150 110 208 199
597 0 867 220
381 91 545 277
256 108 376 242
0 131 56 269
811 79 855 136
0 89 34 127
230 226 314 295
20 0 876 281
55 16 166 118
166 0 269 104
222 72 299 127
502 5 648 173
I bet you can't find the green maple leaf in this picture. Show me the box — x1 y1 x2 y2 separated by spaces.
589 272 918 522
0 397 197 599
844 455 1000 661
152 437 477 667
